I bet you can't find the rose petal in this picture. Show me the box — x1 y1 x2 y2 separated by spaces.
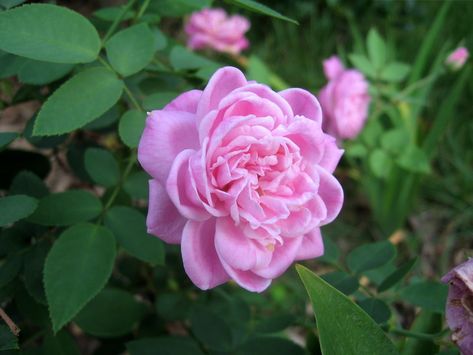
295 228 324 260
147 179 186 244
316 166 344 225
319 135 344 173
323 56 345 80
181 219 230 290
218 257 272 293
279 88 323 122
138 110 199 185
164 90 202 113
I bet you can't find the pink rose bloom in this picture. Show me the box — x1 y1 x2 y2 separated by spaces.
446 47 469 70
442 259 473 355
185 8 250 55
318 56 371 140
138 67 344 292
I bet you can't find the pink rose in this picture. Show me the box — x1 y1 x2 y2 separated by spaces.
185 8 250 55
446 47 469 70
318 56 371 140
138 67 344 292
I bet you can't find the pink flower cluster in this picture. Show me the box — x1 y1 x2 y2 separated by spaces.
138 67 344 292
446 47 469 70
185 8 250 55
318 56 371 140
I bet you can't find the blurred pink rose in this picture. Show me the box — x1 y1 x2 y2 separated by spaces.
318 56 371 140
446 47 469 70
442 259 473 355
185 8 250 55
138 67 344 292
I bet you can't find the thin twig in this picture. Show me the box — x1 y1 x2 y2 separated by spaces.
0 307 20 336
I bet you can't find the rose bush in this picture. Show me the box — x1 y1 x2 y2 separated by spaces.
185 8 250 55
318 55 371 140
138 66 344 292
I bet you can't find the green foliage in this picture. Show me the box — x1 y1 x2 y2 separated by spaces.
84 148 120 187
400 281 448 314
0 195 37 226
119 110 147 148
0 325 18 351
225 0 299 25
346 241 396 274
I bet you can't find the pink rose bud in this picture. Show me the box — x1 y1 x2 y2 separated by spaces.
185 8 250 55
446 47 469 70
442 259 473 354
318 56 371 140
138 67 344 292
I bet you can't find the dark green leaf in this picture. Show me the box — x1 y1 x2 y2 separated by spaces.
83 105 120 130
254 314 295 334
191 306 234 352
0 195 38 227
84 148 120 188
225 0 298 24
321 271 359 295
381 128 410 155
402 312 442 355
358 298 391 324
34 67 124 136
0 255 22 288
0 325 18 351
318 235 340 264
397 145 431 174
380 62 410 82
9 171 48 198
24 117 68 149
93 6 133 22
44 223 116 333
74 288 146 337
0 4 100 63
18 60 73 85
28 190 102 226
155 292 190 321
0 132 18 150
378 258 417 292
124 172 149 200
0 0 25 10
297 265 397 355
369 149 393 178
105 24 156 77
346 241 396 274
43 330 80 355
23 242 49 304
105 206 164 265
367 28 386 70
400 281 448 313
237 336 305 355
0 51 25 79
127 336 205 355
142 92 179 111
118 110 146 148
155 29 167 51
169 46 217 70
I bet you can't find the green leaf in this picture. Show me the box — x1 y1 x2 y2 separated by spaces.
369 149 393 178
83 105 120 130
321 271 359 295
0 4 100 63
24 117 68 149
9 171 48 198
118 110 146 148
105 206 164 265
296 265 398 355
74 288 146 337
155 29 168 51
346 143 368 158
357 298 391 324
0 254 22 288
346 241 396 274
142 92 179 111
105 23 156 77
34 67 124 136
225 0 298 25
400 281 448 313
0 51 25 79
397 145 430 174
349 54 376 78
237 336 305 355
18 59 74 85
381 128 410 155
191 306 234 352
93 6 134 22
44 223 116 333
0 132 18 150
149 0 211 17
318 235 340 264
124 172 149 200
43 330 80 355
0 325 18 351
402 311 442 355
84 148 120 188
0 195 38 227
0 0 26 10
247 55 272 85
367 28 386 70
23 242 49 304
28 190 102 226
155 292 190 321
378 258 417 292
380 62 410 82
127 336 205 355
169 45 217 71
254 314 295 334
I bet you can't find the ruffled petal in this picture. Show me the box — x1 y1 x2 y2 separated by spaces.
164 90 202 113
218 257 272 293
316 166 344 225
181 219 230 290
138 110 199 185
147 179 186 244
279 88 322 123
319 135 344 173
295 228 324 260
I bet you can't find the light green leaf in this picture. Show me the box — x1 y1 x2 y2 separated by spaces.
105 206 164 265
378 258 417 292
169 46 218 71
149 0 211 17
105 24 156 77
34 67 124 136
84 148 120 187
93 6 134 22
349 54 376 78
400 281 448 313
74 288 146 337
18 59 74 85
367 28 386 70
380 62 410 82
44 223 116 333
118 110 146 148
346 241 396 274
0 4 100 63
247 55 272 85
369 149 393 178
28 190 102 226
397 145 431 174
225 0 298 25
346 143 368 158
0 195 38 227
0 132 18 150
296 265 398 355
127 336 205 355
381 128 410 155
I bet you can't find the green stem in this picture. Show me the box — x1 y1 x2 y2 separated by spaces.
102 0 138 44
390 327 449 341
97 56 114 72
134 0 150 23
124 85 143 112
